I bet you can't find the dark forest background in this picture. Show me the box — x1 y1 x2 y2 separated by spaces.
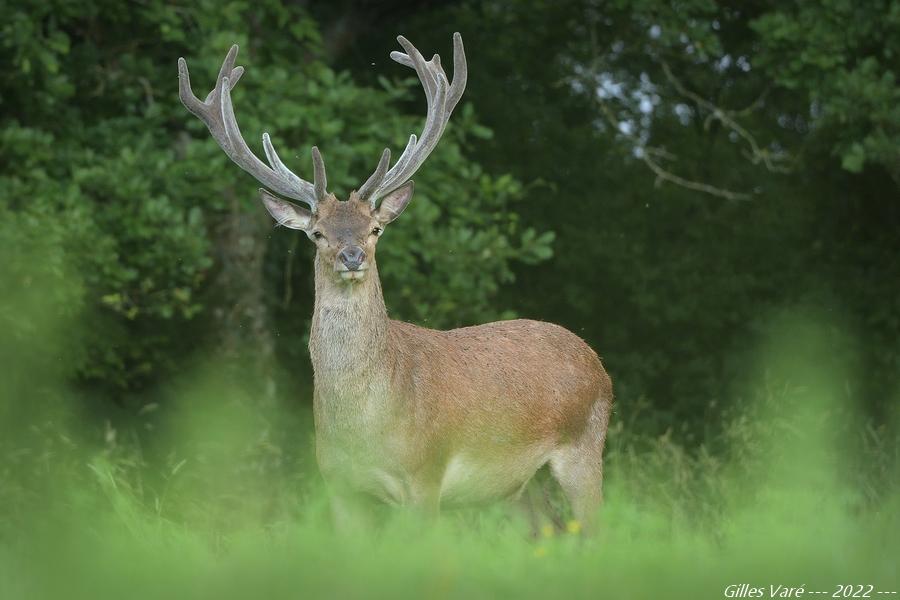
2 0 898 445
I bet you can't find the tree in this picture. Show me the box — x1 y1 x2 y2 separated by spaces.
0 0 552 405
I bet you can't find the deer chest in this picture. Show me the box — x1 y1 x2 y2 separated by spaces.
313 386 420 504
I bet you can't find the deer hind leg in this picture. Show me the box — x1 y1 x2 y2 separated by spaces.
548 399 611 531
515 469 564 536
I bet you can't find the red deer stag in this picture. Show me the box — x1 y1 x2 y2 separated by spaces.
178 34 613 528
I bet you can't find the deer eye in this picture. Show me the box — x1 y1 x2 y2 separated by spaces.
371 227 383 237
312 231 324 240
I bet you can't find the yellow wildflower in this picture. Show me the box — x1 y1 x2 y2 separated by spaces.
566 520 582 535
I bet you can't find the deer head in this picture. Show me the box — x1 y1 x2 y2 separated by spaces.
178 34 467 283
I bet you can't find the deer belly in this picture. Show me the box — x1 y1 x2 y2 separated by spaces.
438 447 552 506
321 441 552 507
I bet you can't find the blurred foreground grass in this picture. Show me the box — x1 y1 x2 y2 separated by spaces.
1 240 897 600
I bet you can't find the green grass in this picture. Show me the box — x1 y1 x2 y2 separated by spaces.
1 355 897 600
1 252 897 599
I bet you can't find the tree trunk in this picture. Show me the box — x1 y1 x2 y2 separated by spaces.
210 190 276 403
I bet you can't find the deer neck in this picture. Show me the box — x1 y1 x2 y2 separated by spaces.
309 254 390 395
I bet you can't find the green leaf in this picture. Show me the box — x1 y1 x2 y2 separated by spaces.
841 143 866 173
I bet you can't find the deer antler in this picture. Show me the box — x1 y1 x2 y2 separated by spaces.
178 45 327 213
357 33 467 207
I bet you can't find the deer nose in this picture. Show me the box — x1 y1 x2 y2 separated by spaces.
338 246 366 271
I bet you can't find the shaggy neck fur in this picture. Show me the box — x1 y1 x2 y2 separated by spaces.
309 252 392 433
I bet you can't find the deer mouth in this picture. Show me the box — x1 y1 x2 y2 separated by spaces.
338 268 368 281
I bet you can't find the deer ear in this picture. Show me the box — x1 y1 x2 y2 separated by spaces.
375 181 414 224
259 189 314 231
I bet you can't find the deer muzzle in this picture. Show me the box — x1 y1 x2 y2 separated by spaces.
337 245 367 274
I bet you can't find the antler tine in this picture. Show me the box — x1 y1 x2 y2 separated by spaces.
212 44 242 101
377 65 448 195
261 133 327 203
387 32 466 118
357 148 391 202
178 45 324 212
374 45 450 196
362 33 467 206
311 147 328 202
448 32 467 108
393 36 441 99
357 135 418 207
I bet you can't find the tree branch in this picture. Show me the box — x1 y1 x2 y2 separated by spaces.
660 61 792 174
595 99 752 201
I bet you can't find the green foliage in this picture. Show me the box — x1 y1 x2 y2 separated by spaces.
0 0 546 395
751 0 900 177
379 149 552 326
